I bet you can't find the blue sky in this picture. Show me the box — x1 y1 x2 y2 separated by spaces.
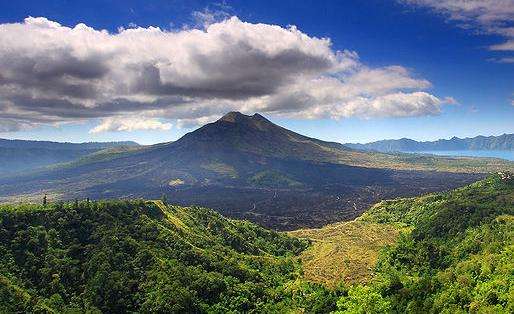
0 0 512 144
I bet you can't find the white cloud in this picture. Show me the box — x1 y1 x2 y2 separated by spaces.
402 1 514 32
442 96 458 104
191 8 231 28
0 119 33 133
0 16 449 131
490 40 514 51
344 92 444 118
402 0 514 56
89 117 172 133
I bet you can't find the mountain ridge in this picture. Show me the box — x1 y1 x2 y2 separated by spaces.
346 133 514 152
0 138 139 150
0 138 140 174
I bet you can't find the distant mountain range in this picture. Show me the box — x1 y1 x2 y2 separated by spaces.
0 138 139 174
3 112 507 229
345 133 514 152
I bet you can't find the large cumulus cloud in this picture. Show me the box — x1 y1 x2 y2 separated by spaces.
0 16 449 133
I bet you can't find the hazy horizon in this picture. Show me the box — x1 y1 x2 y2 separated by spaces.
1 111 513 146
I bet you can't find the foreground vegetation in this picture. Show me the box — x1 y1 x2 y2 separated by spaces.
336 173 514 313
289 221 401 287
290 173 513 312
1 173 512 312
0 200 337 312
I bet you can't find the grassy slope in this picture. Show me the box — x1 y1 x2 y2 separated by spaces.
293 173 513 313
289 221 402 287
349 173 514 313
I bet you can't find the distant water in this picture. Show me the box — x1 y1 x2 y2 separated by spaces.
406 150 514 161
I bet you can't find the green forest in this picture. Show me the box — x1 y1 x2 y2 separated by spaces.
0 199 336 312
1 173 513 313
338 173 514 313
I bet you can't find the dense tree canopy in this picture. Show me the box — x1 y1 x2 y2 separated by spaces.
337 174 514 313
0 200 336 312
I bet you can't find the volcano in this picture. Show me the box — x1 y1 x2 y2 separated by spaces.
0 112 483 229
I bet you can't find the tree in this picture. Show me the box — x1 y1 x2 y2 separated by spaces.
43 194 47 206
160 194 168 205
335 285 391 314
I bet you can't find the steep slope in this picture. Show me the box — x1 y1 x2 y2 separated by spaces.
173 112 349 159
306 173 513 313
0 138 139 174
0 200 341 312
289 220 401 287
0 112 509 229
346 133 514 152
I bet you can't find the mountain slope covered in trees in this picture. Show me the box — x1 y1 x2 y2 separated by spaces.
0 200 339 312
346 133 514 152
326 173 513 313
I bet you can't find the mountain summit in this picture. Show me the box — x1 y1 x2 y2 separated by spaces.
0 112 488 229
174 111 348 158
219 111 268 123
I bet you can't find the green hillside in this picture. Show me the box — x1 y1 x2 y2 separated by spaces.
0 139 139 175
1 173 512 313
335 172 514 313
289 173 513 313
0 199 339 313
